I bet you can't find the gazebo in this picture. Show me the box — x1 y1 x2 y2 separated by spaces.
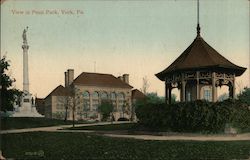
155 24 246 104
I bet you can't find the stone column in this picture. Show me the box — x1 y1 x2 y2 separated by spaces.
22 42 29 93
212 72 217 102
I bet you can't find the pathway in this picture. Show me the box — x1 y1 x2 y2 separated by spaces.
1 122 250 141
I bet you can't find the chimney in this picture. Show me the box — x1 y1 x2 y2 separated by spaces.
68 69 74 85
118 76 123 81
123 74 129 84
64 71 69 87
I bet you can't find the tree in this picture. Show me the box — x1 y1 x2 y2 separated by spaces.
141 76 150 94
0 56 22 111
146 92 164 104
237 87 250 105
98 100 114 121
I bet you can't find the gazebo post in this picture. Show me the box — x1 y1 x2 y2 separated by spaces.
165 82 170 104
196 71 200 100
212 72 217 102
168 87 172 104
229 75 236 99
181 73 186 102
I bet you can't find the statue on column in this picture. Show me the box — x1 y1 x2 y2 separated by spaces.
22 27 28 44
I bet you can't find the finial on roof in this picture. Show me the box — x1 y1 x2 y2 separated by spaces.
196 0 201 37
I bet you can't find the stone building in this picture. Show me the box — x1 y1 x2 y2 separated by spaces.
44 69 143 121
156 25 246 104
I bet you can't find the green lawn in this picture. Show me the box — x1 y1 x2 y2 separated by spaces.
1 132 250 160
0 117 86 130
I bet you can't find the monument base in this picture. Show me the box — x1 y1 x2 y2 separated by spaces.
12 93 44 117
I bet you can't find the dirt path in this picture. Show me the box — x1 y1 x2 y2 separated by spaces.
1 122 250 141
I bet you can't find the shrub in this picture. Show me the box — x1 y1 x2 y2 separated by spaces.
135 99 250 133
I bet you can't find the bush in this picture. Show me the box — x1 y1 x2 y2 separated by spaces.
135 99 250 133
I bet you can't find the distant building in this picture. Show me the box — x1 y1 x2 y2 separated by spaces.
35 98 45 115
44 69 144 121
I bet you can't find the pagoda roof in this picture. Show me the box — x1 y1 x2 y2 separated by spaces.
156 36 246 81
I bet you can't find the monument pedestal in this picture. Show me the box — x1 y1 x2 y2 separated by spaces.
12 92 43 117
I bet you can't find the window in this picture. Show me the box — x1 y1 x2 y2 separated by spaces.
117 92 125 112
111 92 117 111
100 91 108 100
187 92 191 102
204 89 212 102
92 91 99 111
83 91 90 111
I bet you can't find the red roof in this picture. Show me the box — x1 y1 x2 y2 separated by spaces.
73 72 133 88
156 36 246 81
132 89 146 100
45 85 70 99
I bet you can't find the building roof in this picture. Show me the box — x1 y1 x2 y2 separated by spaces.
132 89 146 100
156 36 246 81
45 85 70 99
73 72 133 88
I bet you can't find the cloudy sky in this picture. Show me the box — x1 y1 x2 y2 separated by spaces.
1 0 249 98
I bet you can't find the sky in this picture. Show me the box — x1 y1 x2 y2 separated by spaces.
1 0 249 98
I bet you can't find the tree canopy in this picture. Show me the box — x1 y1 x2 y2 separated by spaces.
1 56 22 111
98 100 114 121
237 87 250 105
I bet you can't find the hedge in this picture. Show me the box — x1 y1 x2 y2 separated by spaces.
135 99 250 133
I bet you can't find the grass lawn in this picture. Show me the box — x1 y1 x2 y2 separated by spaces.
1 132 250 160
0 117 87 130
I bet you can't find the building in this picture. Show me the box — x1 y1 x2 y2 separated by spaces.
35 98 45 115
156 24 246 104
44 69 144 121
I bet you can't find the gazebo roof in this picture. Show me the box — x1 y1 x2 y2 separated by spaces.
156 35 246 81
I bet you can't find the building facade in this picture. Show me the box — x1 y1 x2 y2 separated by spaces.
44 69 143 121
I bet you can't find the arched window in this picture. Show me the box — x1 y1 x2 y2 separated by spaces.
101 91 108 100
117 92 125 112
111 92 116 100
92 91 99 111
83 91 90 112
111 92 117 110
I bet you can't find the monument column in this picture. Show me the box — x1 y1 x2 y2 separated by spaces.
22 27 29 93
12 27 43 117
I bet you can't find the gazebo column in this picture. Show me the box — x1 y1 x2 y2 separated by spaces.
181 79 186 102
212 72 217 102
165 82 170 104
196 71 200 100
229 75 236 99
168 86 172 104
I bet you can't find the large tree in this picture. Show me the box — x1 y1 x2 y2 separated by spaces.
237 87 250 105
0 56 22 111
